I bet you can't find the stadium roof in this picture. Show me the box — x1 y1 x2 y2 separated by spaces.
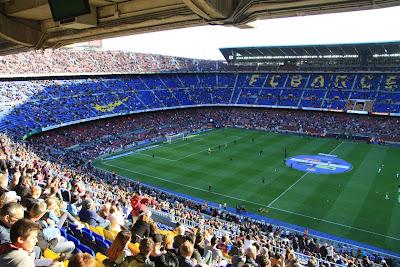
1 0 400 56
219 41 400 62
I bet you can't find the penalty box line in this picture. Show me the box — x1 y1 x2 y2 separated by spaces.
134 133 248 162
101 159 400 241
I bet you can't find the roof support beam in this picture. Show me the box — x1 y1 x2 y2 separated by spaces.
182 0 235 22
0 12 42 47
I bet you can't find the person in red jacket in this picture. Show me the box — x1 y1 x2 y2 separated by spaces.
130 192 156 217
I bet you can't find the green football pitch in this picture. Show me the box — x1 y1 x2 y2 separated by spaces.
94 127 400 253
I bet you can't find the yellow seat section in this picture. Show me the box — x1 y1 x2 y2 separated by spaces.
89 225 101 235
95 226 105 236
128 242 140 255
159 230 175 236
43 248 59 260
96 252 108 263
96 260 106 267
44 248 69 266
103 229 116 241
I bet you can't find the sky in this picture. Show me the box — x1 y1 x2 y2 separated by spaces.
102 6 400 60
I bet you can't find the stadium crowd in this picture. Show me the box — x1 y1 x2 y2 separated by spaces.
1 71 399 138
0 49 222 75
0 49 399 267
0 129 395 267
27 107 400 162
1 48 397 76
0 106 396 266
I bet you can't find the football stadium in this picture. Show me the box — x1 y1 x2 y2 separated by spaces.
0 1 400 267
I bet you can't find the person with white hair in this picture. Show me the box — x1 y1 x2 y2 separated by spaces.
0 191 21 208
256 247 269 265
243 234 254 250
245 245 259 267
326 245 334 262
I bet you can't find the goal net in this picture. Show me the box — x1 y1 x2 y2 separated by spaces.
165 133 186 144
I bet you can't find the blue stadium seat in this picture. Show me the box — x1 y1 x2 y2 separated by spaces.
66 234 80 247
77 244 96 257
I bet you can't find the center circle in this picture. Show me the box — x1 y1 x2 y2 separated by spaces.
285 154 352 174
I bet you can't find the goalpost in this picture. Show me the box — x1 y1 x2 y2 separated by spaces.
165 133 186 144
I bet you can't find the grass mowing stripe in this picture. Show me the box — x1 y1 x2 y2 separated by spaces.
100 161 400 242
102 161 263 206
267 206 400 241
95 128 400 252
267 141 344 207
139 133 249 162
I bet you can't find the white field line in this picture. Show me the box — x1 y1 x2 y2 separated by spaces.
102 161 261 204
267 206 400 241
267 141 344 207
135 133 248 162
101 159 400 241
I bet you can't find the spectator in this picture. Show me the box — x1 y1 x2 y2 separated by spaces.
162 234 175 254
256 247 269 266
0 191 21 208
25 201 75 255
68 252 96 267
0 169 9 196
107 205 125 232
245 245 259 267
155 252 179 267
21 185 42 211
173 225 186 249
0 218 40 267
178 241 196 267
66 193 80 217
0 202 24 243
229 240 244 257
232 248 246 267
120 237 154 267
258 255 271 267
149 234 165 263
131 211 152 243
79 198 108 227
106 230 132 265
203 236 223 265
45 197 83 229
25 201 47 223
14 176 31 199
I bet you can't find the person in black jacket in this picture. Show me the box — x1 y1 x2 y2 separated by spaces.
178 241 196 267
173 225 187 249
131 211 152 243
